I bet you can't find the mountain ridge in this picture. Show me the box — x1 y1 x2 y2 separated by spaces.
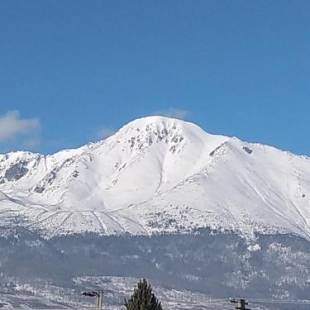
0 116 310 239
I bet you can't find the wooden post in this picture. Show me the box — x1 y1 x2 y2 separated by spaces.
95 293 99 310
98 290 103 310
230 298 251 310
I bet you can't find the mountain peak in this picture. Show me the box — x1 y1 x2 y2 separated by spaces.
108 115 219 154
123 115 186 126
117 116 206 136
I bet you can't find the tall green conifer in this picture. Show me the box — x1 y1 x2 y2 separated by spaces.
124 279 163 310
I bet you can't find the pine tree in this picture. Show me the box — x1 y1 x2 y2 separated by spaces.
124 279 163 310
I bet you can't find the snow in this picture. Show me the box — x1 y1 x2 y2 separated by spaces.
0 116 310 239
0 276 281 309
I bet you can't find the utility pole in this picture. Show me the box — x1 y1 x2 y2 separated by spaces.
230 298 251 310
98 290 103 310
82 290 103 310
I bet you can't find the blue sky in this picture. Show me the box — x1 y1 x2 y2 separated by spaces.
1 0 310 155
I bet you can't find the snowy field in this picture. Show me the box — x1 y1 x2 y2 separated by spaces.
1 276 310 309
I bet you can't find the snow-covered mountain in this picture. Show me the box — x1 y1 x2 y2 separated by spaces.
1 116 310 239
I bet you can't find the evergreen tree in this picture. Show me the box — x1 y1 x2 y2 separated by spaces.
124 279 163 310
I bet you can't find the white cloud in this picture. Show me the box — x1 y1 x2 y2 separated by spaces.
0 110 40 142
154 107 190 120
96 127 116 140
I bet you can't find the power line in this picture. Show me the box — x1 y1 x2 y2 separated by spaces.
249 298 310 305
205 297 310 305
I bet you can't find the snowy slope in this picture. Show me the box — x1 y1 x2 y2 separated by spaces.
0 116 310 238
